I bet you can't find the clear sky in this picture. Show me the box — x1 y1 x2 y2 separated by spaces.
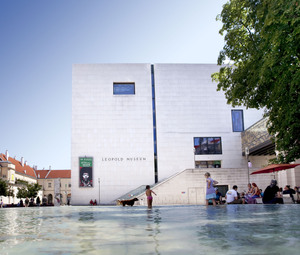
0 0 227 170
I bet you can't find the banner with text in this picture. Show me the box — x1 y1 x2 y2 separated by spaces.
79 157 93 187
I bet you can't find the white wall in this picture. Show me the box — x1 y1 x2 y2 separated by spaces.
72 64 155 204
154 64 264 180
136 168 273 206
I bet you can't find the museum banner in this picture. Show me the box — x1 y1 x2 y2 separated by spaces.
79 157 93 187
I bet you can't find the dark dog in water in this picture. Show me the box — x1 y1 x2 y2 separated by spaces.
118 198 139 206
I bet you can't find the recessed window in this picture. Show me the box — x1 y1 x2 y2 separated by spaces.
195 161 221 168
48 183 52 188
113 83 135 95
232 110 244 132
194 137 222 154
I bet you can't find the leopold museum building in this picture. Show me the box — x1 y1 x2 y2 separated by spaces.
72 64 264 205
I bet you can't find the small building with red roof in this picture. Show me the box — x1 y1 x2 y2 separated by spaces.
36 169 71 205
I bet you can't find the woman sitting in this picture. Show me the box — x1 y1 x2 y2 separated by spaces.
251 183 261 198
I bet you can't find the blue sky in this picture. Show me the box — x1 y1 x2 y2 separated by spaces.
0 0 227 170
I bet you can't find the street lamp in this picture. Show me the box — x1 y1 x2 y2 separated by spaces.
98 178 100 205
245 147 250 184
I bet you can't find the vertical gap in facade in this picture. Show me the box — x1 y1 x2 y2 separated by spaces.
151 65 158 183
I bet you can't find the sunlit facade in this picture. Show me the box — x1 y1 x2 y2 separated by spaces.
71 64 264 204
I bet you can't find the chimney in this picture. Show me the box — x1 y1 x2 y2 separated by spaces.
21 157 24 167
49 165 51 170
5 150 9 160
25 161 27 166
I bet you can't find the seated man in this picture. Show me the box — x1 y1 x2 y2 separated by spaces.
226 185 244 204
283 185 296 203
215 188 223 204
263 180 283 204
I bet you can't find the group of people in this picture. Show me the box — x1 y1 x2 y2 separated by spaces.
205 172 299 205
89 199 97 206
1 195 49 208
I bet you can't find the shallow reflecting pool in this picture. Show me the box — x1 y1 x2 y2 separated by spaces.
0 205 299 254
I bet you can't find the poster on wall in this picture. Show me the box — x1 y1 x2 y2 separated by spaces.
79 157 93 187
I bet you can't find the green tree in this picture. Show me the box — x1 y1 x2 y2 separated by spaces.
0 178 8 196
16 183 41 198
26 183 41 198
7 187 14 197
212 0 300 163
17 186 28 199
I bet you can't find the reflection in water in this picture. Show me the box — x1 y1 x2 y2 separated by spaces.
146 208 161 254
78 211 96 253
0 205 300 254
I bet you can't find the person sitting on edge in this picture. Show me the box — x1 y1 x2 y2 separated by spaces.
262 180 283 204
145 185 157 209
226 185 244 204
246 183 253 195
260 189 264 197
294 186 300 203
215 188 223 204
250 183 261 198
283 185 296 203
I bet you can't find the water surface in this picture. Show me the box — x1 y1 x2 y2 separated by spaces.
0 205 299 254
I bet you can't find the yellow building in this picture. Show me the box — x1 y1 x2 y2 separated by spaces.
0 152 39 204
36 169 71 205
0 151 71 206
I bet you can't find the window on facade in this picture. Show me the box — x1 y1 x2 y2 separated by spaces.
48 183 51 188
194 137 222 154
69 183 71 188
113 83 135 95
232 110 244 132
195 161 221 168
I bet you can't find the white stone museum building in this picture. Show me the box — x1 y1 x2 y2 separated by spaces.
72 64 286 205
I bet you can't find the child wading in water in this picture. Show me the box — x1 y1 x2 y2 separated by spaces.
145 185 157 208
204 172 218 206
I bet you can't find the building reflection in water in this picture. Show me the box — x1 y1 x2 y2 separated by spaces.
146 208 161 255
77 211 96 253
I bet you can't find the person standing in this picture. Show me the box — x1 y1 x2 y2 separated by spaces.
145 185 157 209
36 196 41 206
204 172 218 206
25 197 29 207
42 195 48 206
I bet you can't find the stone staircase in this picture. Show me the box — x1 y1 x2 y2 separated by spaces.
116 168 274 206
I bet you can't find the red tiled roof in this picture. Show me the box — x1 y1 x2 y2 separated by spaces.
35 170 50 179
37 169 71 179
0 153 37 178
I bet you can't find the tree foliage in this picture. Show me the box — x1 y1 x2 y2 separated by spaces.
16 186 28 199
26 183 41 198
212 0 300 163
0 178 8 196
17 183 41 198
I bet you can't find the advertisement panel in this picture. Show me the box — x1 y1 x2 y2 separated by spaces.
79 157 93 187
